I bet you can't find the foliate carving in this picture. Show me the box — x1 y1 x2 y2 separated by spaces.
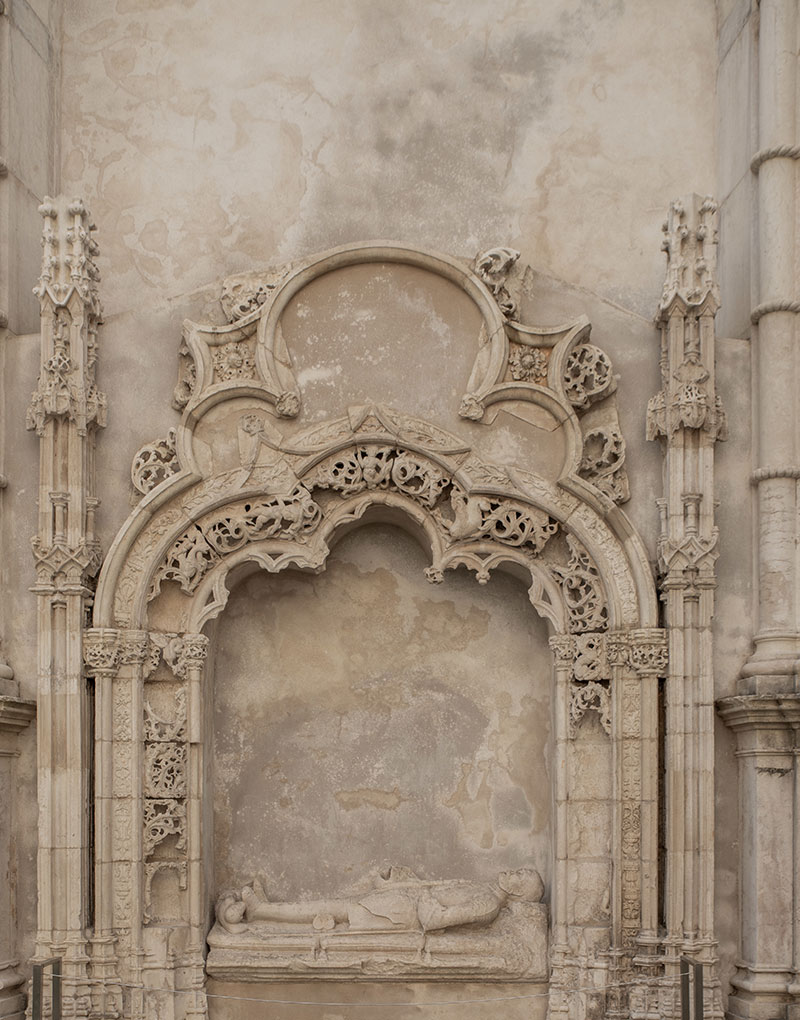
211 340 256 382
275 391 300 418
152 487 322 595
549 634 577 667
309 446 449 507
119 630 151 666
83 628 121 676
647 372 727 440
578 424 630 504
26 311 107 436
178 633 210 670
444 488 559 554
474 247 520 319
220 267 290 322
570 680 611 735
551 537 608 633
627 631 669 676
143 798 187 856
131 428 180 495
508 343 548 383
144 688 187 742
144 742 187 798
458 393 485 421
572 633 609 682
173 337 197 410
563 344 615 409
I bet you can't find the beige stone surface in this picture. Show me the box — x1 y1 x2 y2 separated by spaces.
211 525 552 899
3 0 794 1018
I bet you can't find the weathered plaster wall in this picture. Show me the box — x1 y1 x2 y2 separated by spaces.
211 524 553 900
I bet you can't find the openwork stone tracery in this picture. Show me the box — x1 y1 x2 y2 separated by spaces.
31 227 671 1020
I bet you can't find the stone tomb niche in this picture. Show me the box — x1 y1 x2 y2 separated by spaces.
205 522 551 989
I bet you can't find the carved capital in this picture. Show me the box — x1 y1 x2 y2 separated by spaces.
549 635 577 667
32 536 103 586
628 629 669 676
83 628 121 677
119 630 152 666
605 630 668 676
179 633 210 669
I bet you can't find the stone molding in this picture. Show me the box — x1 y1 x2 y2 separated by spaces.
0 696 36 736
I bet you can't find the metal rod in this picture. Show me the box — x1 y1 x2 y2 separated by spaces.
680 958 691 1020
31 958 62 1020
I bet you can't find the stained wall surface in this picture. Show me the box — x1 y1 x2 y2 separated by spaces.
211 524 553 899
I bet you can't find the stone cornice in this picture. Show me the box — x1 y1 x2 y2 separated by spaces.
717 693 800 731
0 695 36 735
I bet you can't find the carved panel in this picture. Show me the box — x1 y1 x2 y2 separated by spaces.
152 487 322 595
551 537 608 633
144 742 187 798
443 488 559 554
143 798 187 856
308 445 449 507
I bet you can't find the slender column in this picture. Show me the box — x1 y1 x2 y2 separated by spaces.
549 634 577 1020
647 195 725 1018
178 634 209 1020
26 197 105 1017
726 2 800 1016
744 0 800 693
0 654 35 1020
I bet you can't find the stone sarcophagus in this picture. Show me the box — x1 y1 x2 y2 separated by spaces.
207 867 548 981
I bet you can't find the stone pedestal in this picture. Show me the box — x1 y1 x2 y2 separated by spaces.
718 695 800 1020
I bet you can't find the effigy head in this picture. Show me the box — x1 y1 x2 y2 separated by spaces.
497 867 544 902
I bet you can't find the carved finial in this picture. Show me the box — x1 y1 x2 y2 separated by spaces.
27 196 106 437
660 195 718 313
33 195 102 317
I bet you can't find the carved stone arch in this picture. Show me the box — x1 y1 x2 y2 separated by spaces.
75 238 665 1020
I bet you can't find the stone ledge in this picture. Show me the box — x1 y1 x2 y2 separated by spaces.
0 696 36 735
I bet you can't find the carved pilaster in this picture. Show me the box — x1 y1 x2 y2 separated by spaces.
649 196 724 1018
0 653 35 1020
28 198 105 1017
